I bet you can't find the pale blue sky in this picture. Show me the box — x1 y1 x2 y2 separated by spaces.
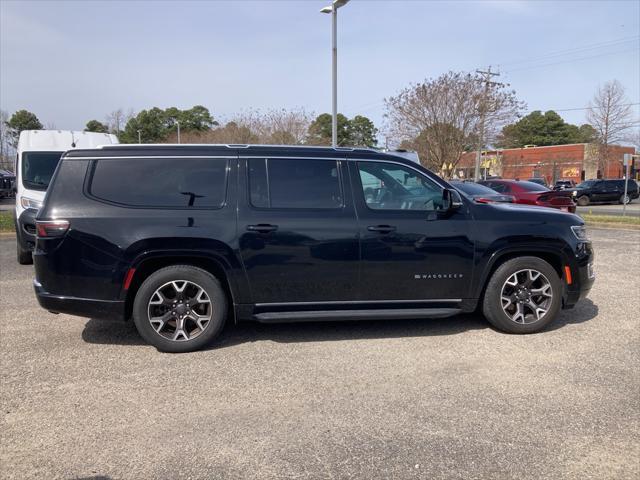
1 0 638 136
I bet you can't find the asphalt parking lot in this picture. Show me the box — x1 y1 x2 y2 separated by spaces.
1 229 639 480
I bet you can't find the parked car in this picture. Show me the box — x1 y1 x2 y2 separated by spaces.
33 145 594 352
527 177 548 188
479 179 577 213
0 170 15 198
554 180 576 191
449 180 515 204
571 179 639 206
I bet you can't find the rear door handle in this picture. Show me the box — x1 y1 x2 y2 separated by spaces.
367 225 396 234
247 224 278 233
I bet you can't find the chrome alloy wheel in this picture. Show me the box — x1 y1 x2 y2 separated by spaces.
147 280 212 341
500 269 553 324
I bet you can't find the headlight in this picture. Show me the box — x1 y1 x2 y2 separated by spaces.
571 225 589 241
572 190 577 197
20 196 43 211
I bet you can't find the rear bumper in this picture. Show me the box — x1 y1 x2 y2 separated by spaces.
34 279 125 321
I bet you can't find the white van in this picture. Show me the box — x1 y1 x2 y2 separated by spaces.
15 130 119 264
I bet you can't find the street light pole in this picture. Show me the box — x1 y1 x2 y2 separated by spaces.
137 129 142 143
321 0 350 149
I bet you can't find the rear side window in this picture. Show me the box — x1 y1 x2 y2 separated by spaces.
89 158 228 208
248 158 342 209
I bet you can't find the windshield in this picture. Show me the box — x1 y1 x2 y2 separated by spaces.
517 181 550 192
21 151 63 191
451 181 499 196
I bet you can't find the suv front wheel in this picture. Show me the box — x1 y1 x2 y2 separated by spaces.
132 265 228 352
482 257 562 334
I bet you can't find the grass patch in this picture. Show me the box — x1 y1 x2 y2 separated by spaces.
0 210 15 233
581 214 640 226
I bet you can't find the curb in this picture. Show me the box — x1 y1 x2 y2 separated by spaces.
0 231 16 237
584 222 640 231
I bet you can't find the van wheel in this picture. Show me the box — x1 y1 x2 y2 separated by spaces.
619 194 630 205
577 195 589 206
132 265 227 353
482 257 562 334
17 242 33 265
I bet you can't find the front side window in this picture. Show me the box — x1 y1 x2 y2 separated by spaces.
89 157 228 208
21 151 63 191
357 161 443 211
249 158 342 209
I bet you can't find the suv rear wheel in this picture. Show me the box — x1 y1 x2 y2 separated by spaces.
132 265 227 353
619 194 631 205
482 257 562 334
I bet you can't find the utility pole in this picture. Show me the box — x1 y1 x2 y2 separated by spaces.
474 67 501 181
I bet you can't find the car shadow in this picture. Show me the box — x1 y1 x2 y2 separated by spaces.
81 298 598 350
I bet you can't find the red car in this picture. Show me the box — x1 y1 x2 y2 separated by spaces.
479 179 576 213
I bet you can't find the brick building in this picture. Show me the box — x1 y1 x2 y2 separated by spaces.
456 143 637 184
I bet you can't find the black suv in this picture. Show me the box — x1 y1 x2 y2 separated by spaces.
572 179 639 206
33 145 594 352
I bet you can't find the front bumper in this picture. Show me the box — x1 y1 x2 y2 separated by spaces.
563 242 595 308
34 279 125 321
17 208 38 251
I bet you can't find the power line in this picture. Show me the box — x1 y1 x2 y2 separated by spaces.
504 46 639 73
496 35 639 68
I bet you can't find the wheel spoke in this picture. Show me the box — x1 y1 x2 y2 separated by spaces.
511 303 525 323
530 284 552 298
525 300 547 321
149 311 173 332
149 290 171 306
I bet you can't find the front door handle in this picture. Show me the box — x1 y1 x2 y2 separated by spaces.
247 224 278 233
367 225 396 234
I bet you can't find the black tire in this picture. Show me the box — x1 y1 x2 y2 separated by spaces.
577 195 589 207
619 194 630 205
482 256 562 334
132 265 228 353
17 241 33 265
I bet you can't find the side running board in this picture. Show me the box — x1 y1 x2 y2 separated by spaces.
253 308 461 323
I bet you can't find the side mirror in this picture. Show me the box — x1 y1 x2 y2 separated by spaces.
441 188 463 213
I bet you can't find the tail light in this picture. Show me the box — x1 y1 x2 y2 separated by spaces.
36 220 69 238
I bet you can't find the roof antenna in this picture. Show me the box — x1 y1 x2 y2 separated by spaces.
70 131 77 148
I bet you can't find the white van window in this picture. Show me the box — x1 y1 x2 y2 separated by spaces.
21 151 63 191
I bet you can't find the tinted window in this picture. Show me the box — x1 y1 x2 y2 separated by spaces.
90 158 228 208
576 180 598 189
21 151 63 191
485 182 508 193
516 181 550 192
357 161 443 211
249 158 342 209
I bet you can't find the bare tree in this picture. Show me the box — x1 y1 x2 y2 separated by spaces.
163 108 314 145
384 71 523 177
587 80 634 175
0 109 12 169
232 108 314 144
